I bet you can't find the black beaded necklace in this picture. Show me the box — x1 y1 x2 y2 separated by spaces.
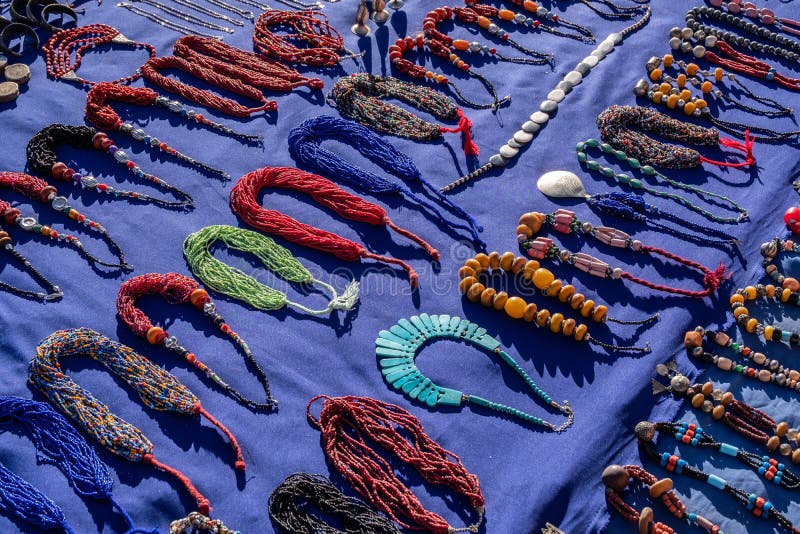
0 225 61 301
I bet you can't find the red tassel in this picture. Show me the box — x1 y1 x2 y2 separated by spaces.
193 402 246 471
700 130 756 168
440 109 479 157
703 262 730 292
143 454 211 514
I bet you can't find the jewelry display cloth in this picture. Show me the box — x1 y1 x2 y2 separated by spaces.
0 1 796 533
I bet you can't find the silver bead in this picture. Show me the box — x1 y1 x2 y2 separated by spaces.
680 41 693 53
581 222 593 233
558 249 571 262
131 128 146 141
168 100 183 112
669 37 682 50
668 27 682 38
693 45 706 58
113 150 129 163
489 154 508 167
51 196 68 211
80 175 99 188
119 122 133 134
611 268 623 279
705 35 718 48
469 41 482 53
694 30 705 41
513 13 526 23
19 217 36 230
203 301 217 314
165 336 179 348
633 79 649 96
150 137 160 147
487 23 499 34
681 27 694 39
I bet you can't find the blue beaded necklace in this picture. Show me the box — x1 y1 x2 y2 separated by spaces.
376 313 573 432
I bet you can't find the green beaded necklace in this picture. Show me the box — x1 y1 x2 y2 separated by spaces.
376 313 573 432
183 225 359 315
576 138 749 224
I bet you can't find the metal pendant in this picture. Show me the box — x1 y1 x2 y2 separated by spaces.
536 170 588 198
351 0 371 36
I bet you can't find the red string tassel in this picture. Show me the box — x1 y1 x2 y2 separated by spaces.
700 130 756 168
193 403 246 471
440 109 480 157
142 454 211 515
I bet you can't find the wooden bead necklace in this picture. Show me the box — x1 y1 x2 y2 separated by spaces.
517 210 727 298
268 473 401 534
170 512 238 534
459 251 655 353
288 115 484 248
26 123 193 209
327 73 479 158
307 395 485 534
85 82 240 179
760 236 798 288
653 361 800 463
470 0 595 43
596 105 755 170
576 137 749 224
253 10 360 67
29 328 247 515
377 313 573 430
117 272 277 412
0 171 130 270
229 166 440 288
43 24 156 86
602 464 719 534
729 284 800 345
183 225 359 315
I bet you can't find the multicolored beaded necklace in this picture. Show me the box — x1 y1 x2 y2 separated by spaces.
596 105 755 170
0 171 130 270
183 225 359 316
29 328 247 515
268 473 401 534
26 124 193 209
636 422 800 534
170 512 238 534
0 396 156 534
117 272 277 411
471 0 595 43
376 313 573 430
710 0 800 37
576 138 749 224
459 251 655 353
229 166 440 288
288 115 484 248
0 222 62 301
602 464 719 534
327 73 479 158
760 237 799 287
729 284 800 346
517 210 727 298
307 395 485 534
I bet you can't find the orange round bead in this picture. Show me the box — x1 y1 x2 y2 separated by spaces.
504 296 527 319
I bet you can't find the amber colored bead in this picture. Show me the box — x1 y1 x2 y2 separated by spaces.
40 226 51 236
523 303 538 322
516 224 533 238
712 405 725 420
691 393 705 408
679 89 691 101
730 294 745 305
549 313 564 333
467 282 485 302
649 68 662 82
695 98 707 109
459 276 477 294
562 318 576 336
189 288 209 307
146 326 165 345
721 392 733 405
518 212 544 233
766 284 776 298
684 330 702 349
570 293 585 310
676 73 686 87
714 67 723 81
458 266 475 279
574 323 588 341
659 82 671 94
488 251 501 269
558 285 574 303
701 382 714 396
452 39 469 51
546 279 562 297
792 449 800 464
522 0 538 12
686 63 699 75
497 8 515 20
579 299 595 318
493 291 509 310
683 102 696 116
733 307 749 319
666 94 679 109
480 287 496 307
652 91 664 104
523 260 540 280
744 286 757 300
638 507 654 534
511 256 526 274
532 268 555 289
663 54 673 67
765 325 775 340
535 309 550 327
465 258 482 272
500 252 515 271
781 289 792 303
777 422 789 437
767 436 780 451
784 277 800 291
474 253 490 268
504 296 527 319
746 318 758 333
649 478 673 498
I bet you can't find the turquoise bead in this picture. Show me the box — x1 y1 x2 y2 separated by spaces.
601 167 615 178
586 139 600 147
577 152 588 163
642 165 656 175
600 143 612 153
576 142 585 151
587 160 600 170
616 173 630 183
629 178 642 188
614 150 626 160
628 158 640 169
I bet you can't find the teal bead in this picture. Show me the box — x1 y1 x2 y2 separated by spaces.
600 143 612 153
576 142 585 151
629 178 643 188
586 138 600 147
614 150 626 160
642 165 656 175
628 158 640 169
601 167 615 178
616 173 630 183
587 160 600 170
577 152 588 163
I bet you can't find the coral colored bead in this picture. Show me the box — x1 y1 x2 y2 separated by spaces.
189 288 210 307
146 326 165 345
522 0 538 11
498 9 515 20
784 207 800 229
504 296 527 319
493 291 508 311
453 39 470 51
477 16 491 29
766 285 775 297
532 268 555 289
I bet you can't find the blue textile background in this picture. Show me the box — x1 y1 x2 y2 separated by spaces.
0 0 799 532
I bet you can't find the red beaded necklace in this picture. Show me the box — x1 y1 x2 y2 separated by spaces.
229 166 440 287
307 395 485 534
43 24 156 86
703 40 800 91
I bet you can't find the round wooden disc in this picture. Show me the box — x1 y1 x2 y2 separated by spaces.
0 81 20 103
4 63 30 85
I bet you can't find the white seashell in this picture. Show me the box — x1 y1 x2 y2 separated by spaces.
536 170 588 198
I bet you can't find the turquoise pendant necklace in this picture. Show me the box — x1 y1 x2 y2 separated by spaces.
376 313 574 432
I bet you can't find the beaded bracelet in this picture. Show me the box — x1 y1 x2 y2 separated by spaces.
288 115 484 248
0 171 130 270
307 395 485 534
729 284 800 345
29 328 248 515
327 73 479 157
229 166 440 287
517 210 727 298
26 124 193 209
602 464 719 534
170 512 238 534
0 396 157 534
0 222 61 301
117 272 277 411
576 137 749 224
183 225 359 315
459 251 655 353
377 313 573 430
268 473 401 534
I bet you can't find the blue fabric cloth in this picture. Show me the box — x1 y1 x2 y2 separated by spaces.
0 1 798 533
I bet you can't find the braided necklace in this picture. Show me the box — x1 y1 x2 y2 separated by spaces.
636 425 800 533
307 395 485 534
288 115 484 248
596 105 755 170
536 172 738 248
29 328 247 515
254 10 360 67
0 396 157 534
183 225 359 315
229 166 439 288
0 171 130 270
43 24 156 86
0 222 61 301
517 210 727 298
602 464 720 534
26 124 193 209
576 138 749 224
327 73 480 158
85 82 253 178
170 512 238 534
761 236 799 287
268 473 401 534
117 272 277 412
377 313 574 430
459 251 655 353
469 0 595 43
